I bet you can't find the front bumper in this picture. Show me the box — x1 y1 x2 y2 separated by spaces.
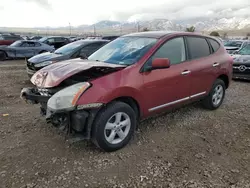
232 73 250 80
26 67 37 78
20 87 103 141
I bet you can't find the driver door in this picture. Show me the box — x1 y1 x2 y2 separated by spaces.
141 37 192 116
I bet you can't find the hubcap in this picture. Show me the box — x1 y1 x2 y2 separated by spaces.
212 85 224 106
104 112 131 144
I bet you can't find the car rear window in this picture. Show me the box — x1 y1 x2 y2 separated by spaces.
208 38 220 52
186 37 210 59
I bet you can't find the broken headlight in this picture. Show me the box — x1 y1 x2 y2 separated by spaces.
47 82 91 111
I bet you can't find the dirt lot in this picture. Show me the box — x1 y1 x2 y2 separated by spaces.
0 60 249 188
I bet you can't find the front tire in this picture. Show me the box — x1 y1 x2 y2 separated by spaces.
91 101 136 152
0 51 7 61
202 79 226 110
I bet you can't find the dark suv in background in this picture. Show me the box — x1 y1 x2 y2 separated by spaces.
26 39 109 77
39 36 70 49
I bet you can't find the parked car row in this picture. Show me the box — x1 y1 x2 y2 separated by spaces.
20 31 233 152
26 39 109 77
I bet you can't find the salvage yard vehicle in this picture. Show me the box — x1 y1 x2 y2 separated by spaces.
26 39 109 77
224 40 249 54
232 42 250 80
39 36 70 49
21 31 233 152
0 40 55 61
0 34 23 46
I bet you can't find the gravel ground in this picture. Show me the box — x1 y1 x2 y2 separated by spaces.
0 60 250 188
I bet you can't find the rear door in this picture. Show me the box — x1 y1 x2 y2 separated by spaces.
18 42 36 57
185 36 217 97
141 37 191 115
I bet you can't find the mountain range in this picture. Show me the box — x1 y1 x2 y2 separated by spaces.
1 17 249 35
74 17 250 33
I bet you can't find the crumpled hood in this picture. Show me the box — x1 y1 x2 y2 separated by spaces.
30 58 126 88
28 52 64 64
233 55 250 63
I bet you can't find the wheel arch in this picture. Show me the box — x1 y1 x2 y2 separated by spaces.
217 74 229 89
0 50 8 57
110 96 141 119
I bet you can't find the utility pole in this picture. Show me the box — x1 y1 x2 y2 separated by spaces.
93 24 96 36
120 24 122 35
69 22 71 36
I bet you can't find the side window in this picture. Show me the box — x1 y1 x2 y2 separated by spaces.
145 37 186 67
21 42 29 47
186 37 210 59
27 42 35 47
80 43 105 57
208 38 220 52
55 37 65 42
47 38 55 43
35 42 41 47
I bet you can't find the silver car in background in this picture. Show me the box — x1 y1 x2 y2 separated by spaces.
0 40 55 61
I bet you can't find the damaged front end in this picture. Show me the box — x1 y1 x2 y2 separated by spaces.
21 82 103 142
20 60 126 141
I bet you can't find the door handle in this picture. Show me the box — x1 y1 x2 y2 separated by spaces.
213 62 220 67
181 70 191 75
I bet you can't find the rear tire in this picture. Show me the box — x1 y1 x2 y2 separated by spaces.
91 101 136 152
0 51 7 61
202 79 226 110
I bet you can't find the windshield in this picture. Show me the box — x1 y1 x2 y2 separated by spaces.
54 41 84 55
39 37 48 42
88 37 158 65
224 41 243 47
10 41 22 47
238 44 250 55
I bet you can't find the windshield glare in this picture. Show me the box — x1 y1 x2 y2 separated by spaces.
10 41 22 47
54 41 84 55
238 44 250 55
88 37 157 65
224 41 243 47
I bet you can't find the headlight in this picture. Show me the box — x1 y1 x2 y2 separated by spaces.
47 82 91 111
34 61 54 68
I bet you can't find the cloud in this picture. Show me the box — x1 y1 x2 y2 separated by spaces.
106 0 250 22
0 0 250 27
19 0 51 9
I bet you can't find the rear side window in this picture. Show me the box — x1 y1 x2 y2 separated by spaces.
208 38 220 52
186 37 210 59
35 42 41 47
80 42 106 57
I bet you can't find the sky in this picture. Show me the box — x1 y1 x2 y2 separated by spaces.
0 0 250 27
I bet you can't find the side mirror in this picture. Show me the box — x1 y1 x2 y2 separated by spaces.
151 58 170 70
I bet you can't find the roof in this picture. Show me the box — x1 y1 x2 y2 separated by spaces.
81 39 110 43
69 39 110 45
123 31 218 39
123 31 181 39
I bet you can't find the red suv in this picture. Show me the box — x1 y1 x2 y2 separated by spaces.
21 31 233 152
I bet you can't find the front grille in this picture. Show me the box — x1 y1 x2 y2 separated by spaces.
26 60 36 71
233 64 250 74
